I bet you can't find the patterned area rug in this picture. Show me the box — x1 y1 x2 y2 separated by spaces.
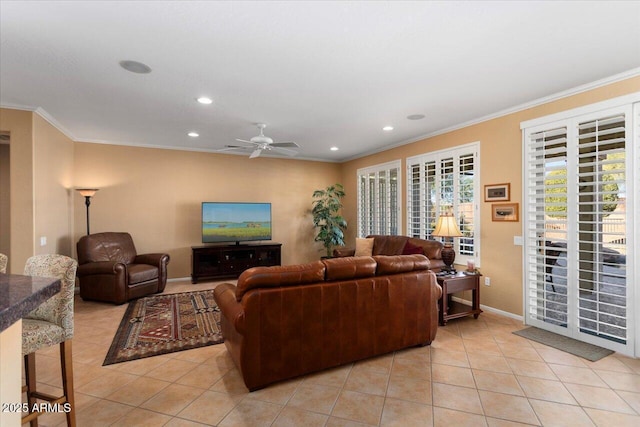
103 290 223 365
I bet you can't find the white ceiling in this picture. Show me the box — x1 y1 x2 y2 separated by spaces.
1 1 639 162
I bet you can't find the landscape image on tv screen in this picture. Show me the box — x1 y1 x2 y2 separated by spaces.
202 202 272 243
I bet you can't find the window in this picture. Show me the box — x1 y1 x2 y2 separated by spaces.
522 94 639 356
357 160 401 237
406 142 480 265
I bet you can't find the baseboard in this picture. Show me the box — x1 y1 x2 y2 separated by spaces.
451 296 523 322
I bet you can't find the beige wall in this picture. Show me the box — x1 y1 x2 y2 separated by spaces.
0 108 34 273
339 76 640 316
73 143 341 278
33 114 75 257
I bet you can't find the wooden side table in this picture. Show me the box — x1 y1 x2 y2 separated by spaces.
436 272 482 325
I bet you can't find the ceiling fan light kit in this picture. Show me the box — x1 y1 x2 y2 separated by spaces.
216 123 300 159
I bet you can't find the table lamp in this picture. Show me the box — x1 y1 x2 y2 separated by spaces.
432 211 463 272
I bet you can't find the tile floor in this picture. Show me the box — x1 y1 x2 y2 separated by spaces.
29 279 640 426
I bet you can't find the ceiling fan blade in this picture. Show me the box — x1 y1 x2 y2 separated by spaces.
270 142 299 148
235 138 259 146
249 148 263 159
214 146 246 153
271 146 298 156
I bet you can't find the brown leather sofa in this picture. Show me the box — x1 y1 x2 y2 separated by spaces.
214 254 442 391
76 232 169 304
334 235 446 272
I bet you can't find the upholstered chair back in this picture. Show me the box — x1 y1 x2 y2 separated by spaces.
0 253 7 273
23 254 78 347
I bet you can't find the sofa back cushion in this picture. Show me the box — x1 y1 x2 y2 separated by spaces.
373 254 430 275
407 238 443 260
367 235 409 255
236 261 326 301
322 256 377 281
77 232 137 265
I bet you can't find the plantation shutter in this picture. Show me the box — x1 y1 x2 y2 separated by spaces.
406 142 480 265
522 96 637 356
357 161 401 237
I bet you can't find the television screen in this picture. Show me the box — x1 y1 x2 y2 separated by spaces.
202 202 272 244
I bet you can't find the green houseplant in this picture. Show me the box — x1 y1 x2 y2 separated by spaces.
312 183 347 258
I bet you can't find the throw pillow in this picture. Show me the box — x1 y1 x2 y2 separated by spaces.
402 241 424 255
354 238 375 257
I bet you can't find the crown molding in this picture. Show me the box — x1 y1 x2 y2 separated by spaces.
341 67 640 162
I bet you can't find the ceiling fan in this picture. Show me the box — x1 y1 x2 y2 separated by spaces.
217 123 300 158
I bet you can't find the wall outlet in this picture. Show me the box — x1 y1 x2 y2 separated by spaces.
484 277 491 286
514 236 523 246
40 236 47 246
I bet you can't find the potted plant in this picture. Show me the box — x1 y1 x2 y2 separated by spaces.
312 183 347 258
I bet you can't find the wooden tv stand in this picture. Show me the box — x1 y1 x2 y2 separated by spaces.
191 243 282 283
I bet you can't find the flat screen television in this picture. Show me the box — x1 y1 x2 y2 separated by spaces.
202 202 272 244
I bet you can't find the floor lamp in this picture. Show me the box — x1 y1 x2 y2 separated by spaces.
432 210 463 273
76 188 98 235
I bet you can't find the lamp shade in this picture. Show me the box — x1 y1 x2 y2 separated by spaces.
432 212 462 238
76 188 99 198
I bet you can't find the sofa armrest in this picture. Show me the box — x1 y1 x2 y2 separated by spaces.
333 247 355 257
77 261 126 277
214 283 245 334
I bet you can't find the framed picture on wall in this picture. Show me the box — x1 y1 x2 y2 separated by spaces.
484 183 510 202
491 203 519 222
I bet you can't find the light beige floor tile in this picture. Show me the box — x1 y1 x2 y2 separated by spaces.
430 330 466 353
564 383 636 414
498 342 543 362
304 365 353 388
594 369 640 392
549 364 608 387
287 383 341 415
486 417 534 427
583 407 640 427
617 390 640 414
249 378 302 405
433 406 487 427
75 399 135 426
105 375 171 406
218 398 283 427
209 368 250 395
164 417 211 426
393 346 431 363
386 374 432 405
326 416 374 427
380 397 434 427
432 383 483 415
352 354 394 375
390 357 431 380
272 406 329 427
108 353 172 375
535 346 588 367
429 348 469 368
507 358 558 380
145 358 200 382
528 399 594 427
331 389 385 426
113 407 173 426
467 353 513 374
583 356 634 373
616 355 640 375
178 390 243 425
176 363 228 389
473 370 523 396
462 337 503 357
344 368 389 396
75 369 138 398
516 376 577 405
431 363 475 388
478 390 539 425
140 383 205 416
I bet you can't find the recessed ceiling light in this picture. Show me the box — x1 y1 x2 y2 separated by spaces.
330 146 339 151
188 132 199 137
407 114 425 120
119 60 152 74
383 126 394 131
197 97 213 105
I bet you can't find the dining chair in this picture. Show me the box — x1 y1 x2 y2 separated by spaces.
22 254 78 427
0 253 7 273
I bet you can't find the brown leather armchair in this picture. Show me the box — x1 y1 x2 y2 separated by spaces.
76 232 169 304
